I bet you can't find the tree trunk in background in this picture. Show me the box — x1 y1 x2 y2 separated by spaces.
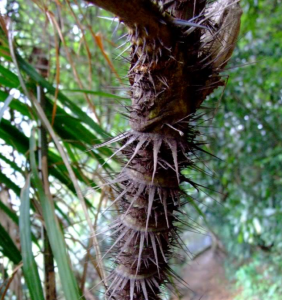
88 0 242 299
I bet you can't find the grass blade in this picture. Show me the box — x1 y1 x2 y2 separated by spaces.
62 88 128 99
29 130 81 300
19 175 45 300
0 169 21 196
0 223 21 264
0 152 23 173
0 198 39 247
0 64 20 85
0 200 19 224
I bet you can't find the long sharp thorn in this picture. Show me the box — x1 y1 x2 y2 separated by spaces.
115 44 132 59
102 135 137 166
156 235 167 263
117 231 135 258
106 275 119 296
109 276 123 299
159 188 169 228
146 186 156 231
152 139 162 183
152 277 160 289
122 136 146 171
130 279 135 300
124 184 145 217
92 131 130 150
163 197 169 227
174 18 207 29
141 280 149 300
120 278 128 290
147 279 156 294
101 188 128 214
102 228 129 259
166 139 180 184
137 233 145 272
94 220 120 237
150 233 159 277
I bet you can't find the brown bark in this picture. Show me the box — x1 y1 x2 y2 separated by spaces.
39 91 57 300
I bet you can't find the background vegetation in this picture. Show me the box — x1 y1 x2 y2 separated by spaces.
0 0 281 299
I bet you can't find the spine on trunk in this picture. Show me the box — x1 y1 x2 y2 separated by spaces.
94 1 242 299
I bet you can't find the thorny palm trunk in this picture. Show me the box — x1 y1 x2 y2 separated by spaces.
88 0 242 299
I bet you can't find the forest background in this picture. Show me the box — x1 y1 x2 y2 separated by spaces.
0 0 282 299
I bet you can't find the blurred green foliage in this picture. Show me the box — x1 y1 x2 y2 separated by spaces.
234 252 282 300
206 0 282 251
198 0 282 298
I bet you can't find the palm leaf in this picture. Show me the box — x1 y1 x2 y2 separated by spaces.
0 223 21 265
29 130 81 300
19 175 45 300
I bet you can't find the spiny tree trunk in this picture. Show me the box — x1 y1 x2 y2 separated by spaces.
87 0 242 299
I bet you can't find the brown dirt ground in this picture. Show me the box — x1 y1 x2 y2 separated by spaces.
172 249 239 300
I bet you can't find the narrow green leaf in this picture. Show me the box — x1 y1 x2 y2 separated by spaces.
0 223 21 264
0 64 20 85
62 88 128 99
29 130 81 300
0 200 19 225
0 199 39 247
0 76 18 88
0 120 89 193
44 96 114 168
0 45 12 61
0 170 21 196
0 152 23 173
17 55 110 139
0 119 29 154
19 175 45 300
